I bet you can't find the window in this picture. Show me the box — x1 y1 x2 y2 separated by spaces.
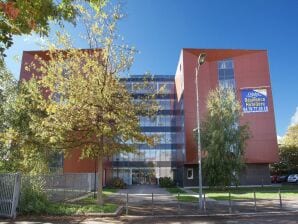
217 59 235 88
187 168 193 179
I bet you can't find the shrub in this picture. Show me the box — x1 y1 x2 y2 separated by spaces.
18 176 49 214
106 177 126 189
159 177 175 188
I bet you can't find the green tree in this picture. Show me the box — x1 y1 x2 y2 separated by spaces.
0 0 105 61
0 65 51 173
23 1 158 205
282 124 298 147
200 87 250 188
271 124 298 174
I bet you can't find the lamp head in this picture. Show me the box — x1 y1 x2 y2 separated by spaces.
198 53 207 65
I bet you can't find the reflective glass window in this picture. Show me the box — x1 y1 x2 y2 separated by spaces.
217 59 235 88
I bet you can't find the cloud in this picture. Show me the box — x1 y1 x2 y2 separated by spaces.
290 107 298 126
277 135 283 144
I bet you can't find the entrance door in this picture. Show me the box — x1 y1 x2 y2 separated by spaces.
132 169 156 185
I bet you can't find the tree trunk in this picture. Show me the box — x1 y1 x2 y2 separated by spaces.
97 155 103 206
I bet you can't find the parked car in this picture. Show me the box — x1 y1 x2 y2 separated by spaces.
271 175 288 183
277 175 288 183
287 174 298 183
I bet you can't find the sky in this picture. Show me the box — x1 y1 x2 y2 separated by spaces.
4 0 298 137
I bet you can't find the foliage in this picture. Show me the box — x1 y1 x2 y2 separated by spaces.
0 66 52 173
271 124 298 174
18 178 118 215
159 177 175 188
106 177 126 189
0 0 106 61
20 0 159 205
200 87 250 188
282 124 298 147
0 67 51 173
271 145 298 174
18 176 48 214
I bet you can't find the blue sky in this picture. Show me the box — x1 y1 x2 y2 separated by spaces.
4 0 298 137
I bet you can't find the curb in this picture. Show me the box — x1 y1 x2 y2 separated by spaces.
122 210 298 218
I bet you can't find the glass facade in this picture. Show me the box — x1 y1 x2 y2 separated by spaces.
111 75 183 185
218 59 236 88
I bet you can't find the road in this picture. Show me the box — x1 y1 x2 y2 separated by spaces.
1 212 298 224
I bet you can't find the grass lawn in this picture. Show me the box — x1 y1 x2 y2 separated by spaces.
22 187 119 215
190 185 298 200
166 187 186 194
46 188 119 215
166 187 198 202
45 202 118 215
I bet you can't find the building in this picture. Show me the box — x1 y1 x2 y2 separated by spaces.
19 48 279 186
174 49 278 186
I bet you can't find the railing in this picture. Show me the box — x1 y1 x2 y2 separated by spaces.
115 190 298 216
0 173 21 219
23 173 94 202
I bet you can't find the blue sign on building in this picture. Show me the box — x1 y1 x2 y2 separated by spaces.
241 89 268 113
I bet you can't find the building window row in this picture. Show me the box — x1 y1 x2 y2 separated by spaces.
142 132 184 144
139 115 173 127
113 149 177 162
133 99 173 110
125 82 174 94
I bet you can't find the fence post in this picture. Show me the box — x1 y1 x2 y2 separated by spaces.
203 192 206 213
126 193 128 215
253 191 257 212
63 175 66 201
228 192 232 214
279 189 282 209
177 193 180 215
10 173 21 219
152 193 154 216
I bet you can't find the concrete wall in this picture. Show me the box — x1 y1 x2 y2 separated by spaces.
239 164 271 185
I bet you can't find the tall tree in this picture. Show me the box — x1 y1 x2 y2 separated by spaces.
0 65 51 173
282 124 298 147
200 87 250 188
271 124 298 174
0 0 105 62
24 1 158 205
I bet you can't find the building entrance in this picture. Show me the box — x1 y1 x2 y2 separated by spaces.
132 169 157 185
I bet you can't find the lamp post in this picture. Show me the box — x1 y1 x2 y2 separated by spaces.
195 52 206 210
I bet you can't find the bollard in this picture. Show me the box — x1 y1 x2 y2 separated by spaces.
279 189 282 209
203 193 206 213
177 193 180 214
126 193 128 215
228 192 232 214
253 191 257 212
152 193 154 216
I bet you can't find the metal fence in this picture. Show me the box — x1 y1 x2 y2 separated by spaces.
23 173 94 202
0 173 21 219
112 190 298 216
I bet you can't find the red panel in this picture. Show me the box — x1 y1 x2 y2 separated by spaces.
180 49 279 164
234 51 279 163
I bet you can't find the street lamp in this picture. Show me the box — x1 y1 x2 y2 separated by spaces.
195 52 206 209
